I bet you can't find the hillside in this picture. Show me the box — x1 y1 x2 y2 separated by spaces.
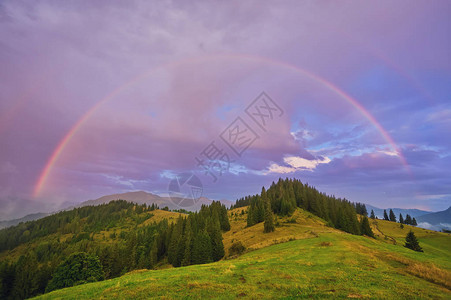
0 202 184 263
34 208 451 299
0 199 231 299
223 206 338 254
1 180 450 299
0 191 232 230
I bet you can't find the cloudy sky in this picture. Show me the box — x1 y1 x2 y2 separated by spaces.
1 0 450 219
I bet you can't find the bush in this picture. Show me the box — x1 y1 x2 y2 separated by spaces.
228 241 246 256
286 217 297 224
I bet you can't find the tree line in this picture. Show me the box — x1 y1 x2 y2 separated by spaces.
0 200 230 299
245 178 374 237
369 209 418 226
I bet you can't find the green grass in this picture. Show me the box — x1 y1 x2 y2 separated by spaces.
34 218 451 299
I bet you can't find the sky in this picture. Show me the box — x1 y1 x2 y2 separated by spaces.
1 0 450 220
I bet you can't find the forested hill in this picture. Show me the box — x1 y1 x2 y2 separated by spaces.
234 178 372 236
1 178 375 299
0 200 230 299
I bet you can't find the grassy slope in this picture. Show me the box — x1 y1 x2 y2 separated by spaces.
34 208 451 299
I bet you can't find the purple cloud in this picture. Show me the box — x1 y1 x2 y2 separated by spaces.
0 0 450 219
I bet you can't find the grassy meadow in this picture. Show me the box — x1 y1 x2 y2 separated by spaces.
34 207 451 299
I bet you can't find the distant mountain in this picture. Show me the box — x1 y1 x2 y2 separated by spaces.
78 191 233 211
0 191 232 228
0 212 49 229
416 207 451 230
365 204 431 220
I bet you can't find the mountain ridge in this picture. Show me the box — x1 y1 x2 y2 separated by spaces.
0 191 232 229
416 206 451 229
365 204 432 219
77 190 233 210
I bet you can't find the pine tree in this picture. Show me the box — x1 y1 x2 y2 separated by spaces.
125 231 137 270
399 213 404 224
362 204 368 216
263 187 275 233
149 240 158 269
347 205 361 235
219 204 231 231
370 209 375 219
355 203 368 216
256 198 265 223
404 230 423 252
389 209 396 222
383 210 389 221
168 216 183 266
405 214 412 225
246 205 255 227
191 229 212 264
209 218 225 262
360 216 374 238
181 218 193 266
412 218 417 226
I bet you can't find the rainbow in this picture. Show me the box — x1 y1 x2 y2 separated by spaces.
33 54 410 197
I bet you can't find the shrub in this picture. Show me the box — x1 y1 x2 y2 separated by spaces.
228 241 246 256
286 217 297 224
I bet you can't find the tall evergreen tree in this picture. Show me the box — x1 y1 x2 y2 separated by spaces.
181 218 193 266
412 218 417 226
404 230 423 252
370 209 376 219
219 204 231 231
262 187 275 233
355 203 368 216
383 210 389 221
246 205 255 227
208 217 225 262
399 213 404 224
362 204 368 216
168 216 184 267
360 216 374 238
125 231 137 270
405 214 412 225
191 229 212 264
149 240 158 269
389 209 396 222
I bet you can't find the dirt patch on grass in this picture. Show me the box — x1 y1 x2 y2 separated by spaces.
319 241 333 247
347 293 364 298
124 269 149 275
